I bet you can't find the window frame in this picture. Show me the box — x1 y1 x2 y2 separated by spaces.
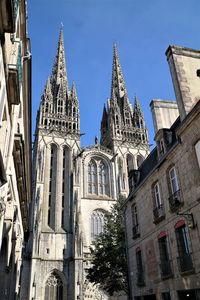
168 166 179 195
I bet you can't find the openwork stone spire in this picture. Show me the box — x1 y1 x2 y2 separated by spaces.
111 44 127 100
38 29 80 136
51 28 68 93
101 45 149 149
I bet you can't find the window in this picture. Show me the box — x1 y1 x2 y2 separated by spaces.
126 154 134 173
160 138 165 155
57 99 63 114
88 160 97 194
91 210 106 240
168 166 181 211
88 158 109 196
158 234 172 278
48 145 57 228
152 182 165 222
61 148 66 229
98 162 107 195
132 204 139 239
195 140 200 168
136 249 145 286
137 155 144 168
169 166 179 194
175 222 193 273
44 273 63 300
153 182 162 207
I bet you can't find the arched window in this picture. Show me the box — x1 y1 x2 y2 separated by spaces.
126 154 134 173
44 272 63 300
98 162 108 195
137 155 144 168
88 160 97 194
91 210 106 240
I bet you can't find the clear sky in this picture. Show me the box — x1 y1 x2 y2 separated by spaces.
28 0 200 147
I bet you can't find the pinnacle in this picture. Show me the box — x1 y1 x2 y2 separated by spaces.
71 82 77 99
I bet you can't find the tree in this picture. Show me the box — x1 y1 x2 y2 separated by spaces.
86 196 128 296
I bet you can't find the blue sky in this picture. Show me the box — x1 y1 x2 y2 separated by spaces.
28 0 200 147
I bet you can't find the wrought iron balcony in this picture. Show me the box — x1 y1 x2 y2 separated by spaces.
136 270 145 286
8 40 22 105
177 253 194 273
153 204 165 223
160 260 173 279
132 224 140 239
0 0 19 33
168 190 182 211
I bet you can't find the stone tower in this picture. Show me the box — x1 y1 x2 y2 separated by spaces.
21 33 150 300
22 29 80 299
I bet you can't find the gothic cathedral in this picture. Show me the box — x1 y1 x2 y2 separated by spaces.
21 30 149 300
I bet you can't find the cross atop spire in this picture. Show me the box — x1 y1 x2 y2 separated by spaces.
51 28 68 92
111 44 127 100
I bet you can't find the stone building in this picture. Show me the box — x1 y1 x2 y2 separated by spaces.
20 30 150 299
0 0 32 299
124 45 200 300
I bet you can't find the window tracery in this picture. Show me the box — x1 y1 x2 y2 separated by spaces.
44 272 63 300
91 210 106 240
87 158 109 196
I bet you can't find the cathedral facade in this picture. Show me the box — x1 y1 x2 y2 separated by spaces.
21 30 149 300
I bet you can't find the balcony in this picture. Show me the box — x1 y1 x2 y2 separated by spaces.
153 204 165 223
136 270 145 286
177 253 194 274
0 0 19 33
168 190 182 212
160 260 173 279
132 224 140 239
8 40 22 105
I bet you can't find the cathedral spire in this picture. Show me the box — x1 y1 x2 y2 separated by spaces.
111 44 127 100
51 28 68 92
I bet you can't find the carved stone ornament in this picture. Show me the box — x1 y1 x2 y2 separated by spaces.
0 197 6 217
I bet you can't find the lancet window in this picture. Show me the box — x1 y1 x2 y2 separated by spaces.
48 144 57 228
88 160 97 194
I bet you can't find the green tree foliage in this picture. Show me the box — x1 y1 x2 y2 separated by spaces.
86 196 128 296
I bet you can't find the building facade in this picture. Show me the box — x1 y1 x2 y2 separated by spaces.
124 45 200 300
21 31 150 300
0 0 32 299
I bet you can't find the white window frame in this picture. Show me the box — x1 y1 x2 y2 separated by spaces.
169 166 179 194
153 182 162 208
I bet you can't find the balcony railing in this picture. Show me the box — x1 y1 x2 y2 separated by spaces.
132 224 140 239
160 260 173 279
153 204 165 223
168 190 182 211
177 253 194 273
136 270 145 286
